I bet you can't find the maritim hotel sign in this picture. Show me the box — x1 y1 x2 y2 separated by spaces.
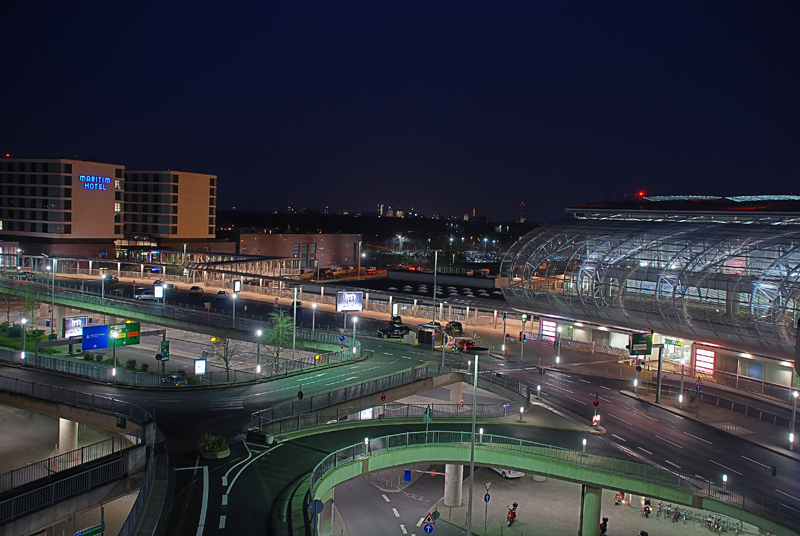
79 175 111 190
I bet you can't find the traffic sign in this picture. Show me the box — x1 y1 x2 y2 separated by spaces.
484 480 492 492
696 384 702 392
432 511 440 520
484 493 490 503
423 405 433 424
539 368 546 376
160 340 170 362
380 393 386 402
75 523 105 536
630 332 653 355
339 335 345 342
696 379 702 385
502 403 511 408
459 398 464 405
309 499 324 514
635 365 642 372
423 513 435 524
592 400 600 408
423 524 434 534
204 302 211 309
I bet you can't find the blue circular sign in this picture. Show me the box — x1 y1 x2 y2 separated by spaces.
423 524 434 534
339 335 345 342
696 384 702 392
484 493 490 503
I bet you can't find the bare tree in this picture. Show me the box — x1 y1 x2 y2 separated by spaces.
210 329 246 381
263 310 293 372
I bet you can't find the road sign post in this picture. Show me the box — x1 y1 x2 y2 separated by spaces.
74 523 105 536
160 340 170 362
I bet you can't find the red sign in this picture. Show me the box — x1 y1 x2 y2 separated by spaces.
460 398 464 405
380 393 386 402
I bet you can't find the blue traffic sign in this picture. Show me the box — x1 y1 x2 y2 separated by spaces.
423 524 434 534
484 493 490 503
696 384 702 392
502 403 511 408
339 335 345 342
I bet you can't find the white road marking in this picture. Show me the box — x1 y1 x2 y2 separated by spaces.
564 395 583 403
611 434 627 442
599 396 614 403
222 494 228 505
219 515 226 529
608 414 633 426
196 466 209 536
776 489 800 502
382 494 391 502
707 459 743 476
665 460 682 469
632 409 658 422
223 442 252 484
417 518 425 527
741 456 770 469
600 385 612 390
393 507 400 517
579 379 591 383
221 476 228 486
654 435 683 449
401 524 408 534
683 431 712 444
383 352 394 356
638 447 653 455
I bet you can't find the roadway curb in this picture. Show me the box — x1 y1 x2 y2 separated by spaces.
618 389 800 463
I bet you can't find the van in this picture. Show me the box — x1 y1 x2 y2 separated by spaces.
319 268 334 280
332 268 344 276
366 266 377 274
12 272 34 280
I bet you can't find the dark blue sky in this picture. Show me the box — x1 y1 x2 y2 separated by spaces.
1 1 798 222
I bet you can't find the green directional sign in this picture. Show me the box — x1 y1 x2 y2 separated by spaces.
423 405 433 424
110 322 140 347
160 340 170 362
630 332 652 355
75 522 105 536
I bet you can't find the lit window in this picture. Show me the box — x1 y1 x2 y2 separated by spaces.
696 348 715 375
115 179 122 189
115 202 121 212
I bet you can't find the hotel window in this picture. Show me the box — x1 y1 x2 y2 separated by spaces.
209 188 215 196
115 179 122 189
64 163 71 173
171 226 177 234
115 202 121 212
171 216 178 224
172 195 178 204
208 227 214 234
172 175 179 183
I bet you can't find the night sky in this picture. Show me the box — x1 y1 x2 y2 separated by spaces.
1 1 798 222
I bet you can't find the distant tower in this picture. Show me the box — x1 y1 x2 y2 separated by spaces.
378 203 384 217
519 201 526 223
325 205 329 215
387 206 394 218
473 207 476 218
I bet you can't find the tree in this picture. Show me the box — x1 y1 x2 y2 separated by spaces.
210 329 245 382
264 310 293 372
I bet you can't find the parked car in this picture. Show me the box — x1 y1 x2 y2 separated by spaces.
164 283 178 292
152 280 164 286
11 271 34 280
456 339 477 352
136 290 158 300
390 315 402 324
216 290 230 299
366 266 377 274
104 275 119 284
290 300 303 307
446 321 463 336
318 268 334 280
189 286 204 295
161 374 188 387
376 324 411 339
490 467 525 479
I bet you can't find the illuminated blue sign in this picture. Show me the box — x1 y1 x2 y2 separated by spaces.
79 175 111 190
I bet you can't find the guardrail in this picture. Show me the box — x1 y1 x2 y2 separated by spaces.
257 402 523 436
118 447 155 536
310 431 800 533
250 363 530 431
0 428 142 493
0 374 152 423
0 457 125 524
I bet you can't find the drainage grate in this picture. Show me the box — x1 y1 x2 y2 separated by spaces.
709 422 755 434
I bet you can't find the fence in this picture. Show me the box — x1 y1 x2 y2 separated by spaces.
117 447 155 536
310 431 800 533
0 457 125 523
0 428 142 493
0 373 152 423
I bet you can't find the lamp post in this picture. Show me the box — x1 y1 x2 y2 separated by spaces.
21 317 27 363
679 357 686 408
520 314 527 362
352 316 358 353
292 286 298 360
48 262 56 335
791 391 798 451
312 303 317 337
432 250 439 323
582 438 587 453
556 326 562 366
256 329 262 374
101 274 106 301
502 312 507 354
231 293 237 328
357 241 363 280
466 354 479 536
111 332 118 381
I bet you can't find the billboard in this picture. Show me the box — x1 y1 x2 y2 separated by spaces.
110 322 141 347
336 291 363 312
82 325 109 350
63 316 89 339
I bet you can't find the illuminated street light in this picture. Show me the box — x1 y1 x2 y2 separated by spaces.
256 329 263 374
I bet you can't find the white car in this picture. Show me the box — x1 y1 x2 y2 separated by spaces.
490 468 525 479
216 290 230 299
136 290 158 301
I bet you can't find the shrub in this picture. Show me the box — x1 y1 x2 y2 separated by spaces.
103 357 114 365
124 359 137 369
29 328 45 338
8 325 21 337
197 433 228 452
140 363 150 372
83 352 94 361
94 354 103 362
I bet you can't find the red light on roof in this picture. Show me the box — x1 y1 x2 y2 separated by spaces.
637 191 646 198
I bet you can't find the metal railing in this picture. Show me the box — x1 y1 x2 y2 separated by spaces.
0 428 142 493
0 374 152 423
310 431 800 533
0 457 125 523
257 402 523 436
118 447 155 536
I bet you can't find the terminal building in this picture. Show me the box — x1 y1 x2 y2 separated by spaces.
501 196 800 399
0 156 218 257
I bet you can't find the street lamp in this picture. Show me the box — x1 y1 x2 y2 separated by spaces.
357 241 363 280
520 314 527 362
352 316 358 353
256 329 263 374
466 354 479 536
291 285 300 360
48 262 56 335
556 326 562 365
582 438 587 452
21 317 27 363
101 274 106 301
312 303 317 337
231 293 237 327
432 250 439 322
791 391 798 451
111 331 118 381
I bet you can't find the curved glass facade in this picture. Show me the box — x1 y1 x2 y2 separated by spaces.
500 219 800 360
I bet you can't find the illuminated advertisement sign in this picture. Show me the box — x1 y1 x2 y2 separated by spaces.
63 316 89 339
336 291 363 312
79 175 111 190
540 319 557 341
194 359 207 375
696 348 715 375
82 325 109 350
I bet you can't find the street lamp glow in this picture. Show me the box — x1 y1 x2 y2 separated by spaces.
722 474 728 483
312 303 317 309
794 391 798 398
633 378 638 387
582 438 587 446
256 329 262 337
